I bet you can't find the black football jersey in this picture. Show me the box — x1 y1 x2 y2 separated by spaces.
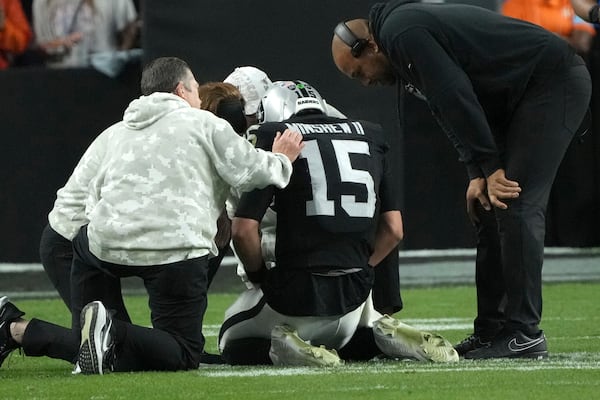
237 113 397 272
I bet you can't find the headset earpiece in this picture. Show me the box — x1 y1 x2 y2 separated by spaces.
334 21 369 58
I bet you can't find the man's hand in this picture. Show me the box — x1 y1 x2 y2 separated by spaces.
63 32 83 48
486 168 520 210
466 177 490 225
271 129 304 162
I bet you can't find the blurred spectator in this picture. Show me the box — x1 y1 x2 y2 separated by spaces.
571 0 600 23
0 0 33 69
32 0 138 68
502 0 596 56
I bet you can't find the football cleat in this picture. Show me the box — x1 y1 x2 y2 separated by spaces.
373 315 459 362
269 325 343 367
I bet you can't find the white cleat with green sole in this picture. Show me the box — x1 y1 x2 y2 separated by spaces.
269 325 344 367
373 315 459 362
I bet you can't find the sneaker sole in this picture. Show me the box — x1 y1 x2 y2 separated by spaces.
79 302 110 375
464 350 549 360
511 351 548 360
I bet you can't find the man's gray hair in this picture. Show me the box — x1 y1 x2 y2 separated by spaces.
140 57 191 95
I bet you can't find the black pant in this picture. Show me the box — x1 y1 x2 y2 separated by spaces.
40 224 224 309
22 225 132 363
473 56 592 337
30 224 222 366
372 247 403 315
70 226 209 371
22 318 79 363
39 224 74 310
26 225 79 363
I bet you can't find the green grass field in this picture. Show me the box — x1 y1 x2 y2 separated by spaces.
1 282 599 400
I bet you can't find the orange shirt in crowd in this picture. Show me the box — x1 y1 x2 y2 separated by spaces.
0 0 33 69
502 0 596 36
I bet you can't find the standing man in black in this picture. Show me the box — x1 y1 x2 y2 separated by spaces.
331 0 591 359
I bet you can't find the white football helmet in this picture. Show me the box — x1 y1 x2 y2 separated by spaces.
257 80 327 123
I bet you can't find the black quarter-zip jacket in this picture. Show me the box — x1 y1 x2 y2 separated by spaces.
369 0 576 178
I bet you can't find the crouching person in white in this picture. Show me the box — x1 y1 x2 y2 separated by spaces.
218 81 458 366
0 57 304 375
68 58 304 374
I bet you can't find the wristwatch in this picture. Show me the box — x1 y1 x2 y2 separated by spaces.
590 4 600 24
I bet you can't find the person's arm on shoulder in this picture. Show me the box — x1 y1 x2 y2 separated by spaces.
205 115 303 192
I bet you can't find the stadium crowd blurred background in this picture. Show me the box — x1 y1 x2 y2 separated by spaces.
1 0 599 263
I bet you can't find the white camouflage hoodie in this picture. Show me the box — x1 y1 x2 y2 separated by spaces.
49 92 293 265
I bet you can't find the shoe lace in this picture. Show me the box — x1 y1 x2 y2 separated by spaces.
458 334 478 346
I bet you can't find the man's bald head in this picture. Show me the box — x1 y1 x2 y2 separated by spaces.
331 19 370 62
331 19 397 87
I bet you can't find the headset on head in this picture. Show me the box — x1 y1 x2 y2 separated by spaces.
334 21 368 58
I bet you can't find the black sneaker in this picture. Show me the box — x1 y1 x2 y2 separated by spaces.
77 301 115 375
0 296 26 367
464 330 548 360
454 334 492 356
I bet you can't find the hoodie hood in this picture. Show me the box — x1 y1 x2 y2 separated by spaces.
123 92 191 130
369 0 420 42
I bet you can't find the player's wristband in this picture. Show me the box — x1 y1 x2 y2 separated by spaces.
590 4 600 24
246 264 267 283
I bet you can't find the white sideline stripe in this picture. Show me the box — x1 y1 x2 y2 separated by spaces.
399 247 600 258
201 356 600 377
2 247 600 272
0 263 44 272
